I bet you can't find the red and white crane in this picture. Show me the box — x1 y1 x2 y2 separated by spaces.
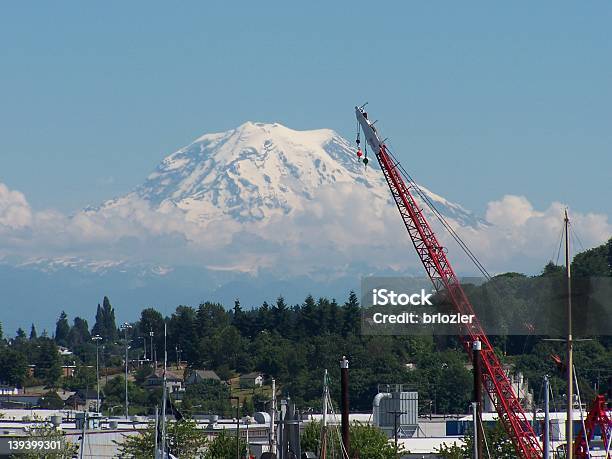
355 105 543 458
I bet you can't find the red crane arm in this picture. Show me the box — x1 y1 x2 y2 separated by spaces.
356 106 543 458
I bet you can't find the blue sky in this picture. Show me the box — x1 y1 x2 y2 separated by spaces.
1 1 610 217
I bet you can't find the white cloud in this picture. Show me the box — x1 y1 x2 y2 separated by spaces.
0 183 32 229
0 181 609 277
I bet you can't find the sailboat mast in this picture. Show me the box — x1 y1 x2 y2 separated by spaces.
161 323 168 458
321 369 328 459
565 209 574 459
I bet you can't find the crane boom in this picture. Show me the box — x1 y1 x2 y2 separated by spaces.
356 106 543 459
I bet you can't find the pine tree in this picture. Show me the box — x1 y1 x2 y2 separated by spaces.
232 299 247 335
54 311 70 347
15 327 26 342
92 297 118 341
102 296 118 341
342 291 361 337
29 324 37 340
272 296 290 335
68 317 90 347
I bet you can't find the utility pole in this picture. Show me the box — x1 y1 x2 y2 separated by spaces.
473 340 483 459
229 396 240 459
565 209 574 459
544 375 550 459
472 402 479 459
121 323 132 419
154 405 160 459
340 356 350 457
92 335 102 412
387 409 407 455
161 323 167 459
270 379 277 456
321 370 328 459
149 330 155 368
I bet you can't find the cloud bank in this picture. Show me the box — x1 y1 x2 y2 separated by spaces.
0 181 610 276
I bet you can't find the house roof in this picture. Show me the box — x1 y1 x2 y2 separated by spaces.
148 369 184 382
240 372 263 380
76 389 101 400
189 370 220 381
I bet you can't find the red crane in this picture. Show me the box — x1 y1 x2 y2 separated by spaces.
355 105 543 458
574 395 611 458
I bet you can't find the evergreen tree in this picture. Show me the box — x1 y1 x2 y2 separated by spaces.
92 297 118 341
300 294 319 336
542 261 563 276
68 317 91 348
29 324 37 340
272 296 290 335
232 299 249 336
0 349 28 386
54 311 70 347
15 328 26 343
0 321 3 341
34 338 62 387
342 291 361 337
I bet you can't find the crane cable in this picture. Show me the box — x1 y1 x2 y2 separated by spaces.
379 137 492 281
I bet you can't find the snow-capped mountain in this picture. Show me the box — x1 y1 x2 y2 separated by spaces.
0 121 490 333
101 121 485 228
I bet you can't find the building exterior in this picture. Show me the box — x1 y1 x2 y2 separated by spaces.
240 372 264 389
65 389 102 412
185 370 221 385
145 369 184 393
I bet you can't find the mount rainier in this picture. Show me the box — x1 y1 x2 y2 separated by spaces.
99 121 484 229
1 121 488 332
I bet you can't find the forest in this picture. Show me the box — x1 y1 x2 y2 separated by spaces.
0 238 610 416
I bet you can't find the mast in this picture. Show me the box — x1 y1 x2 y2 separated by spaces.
154 405 160 459
565 209 574 459
270 378 277 455
161 323 168 458
544 376 550 459
321 369 328 459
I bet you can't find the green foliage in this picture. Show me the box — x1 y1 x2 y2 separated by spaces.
103 376 149 414
116 418 207 459
91 296 118 342
33 338 62 387
62 366 96 392
572 237 612 277
0 348 28 386
203 430 246 459
301 420 401 459
38 391 65 409
67 317 91 349
54 311 70 347
181 380 232 416
29 324 37 340
16 419 78 459
436 420 515 458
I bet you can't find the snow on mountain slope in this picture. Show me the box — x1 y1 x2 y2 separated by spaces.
101 122 485 229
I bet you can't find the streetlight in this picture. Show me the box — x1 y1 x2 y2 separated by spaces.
175 345 182 369
243 415 253 458
149 330 155 369
141 336 147 362
91 335 102 412
229 396 240 459
120 323 132 419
